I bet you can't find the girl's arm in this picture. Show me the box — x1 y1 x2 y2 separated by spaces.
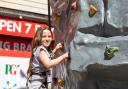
39 50 69 69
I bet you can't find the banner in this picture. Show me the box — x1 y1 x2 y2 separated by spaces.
0 56 30 89
0 17 47 38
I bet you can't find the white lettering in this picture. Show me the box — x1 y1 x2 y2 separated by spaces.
13 42 32 51
35 25 41 32
13 22 21 33
13 42 19 50
0 41 10 50
0 40 32 51
3 42 10 50
0 20 21 33
0 20 6 30
0 19 43 37
20 43 26 51
25 23 32 34
26 44 32 51
7 21 13 32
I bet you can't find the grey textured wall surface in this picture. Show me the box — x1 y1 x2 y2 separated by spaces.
51 0 128 89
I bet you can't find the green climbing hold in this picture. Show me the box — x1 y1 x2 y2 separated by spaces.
104 45 119 60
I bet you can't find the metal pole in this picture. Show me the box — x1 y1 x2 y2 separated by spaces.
48 0 51 27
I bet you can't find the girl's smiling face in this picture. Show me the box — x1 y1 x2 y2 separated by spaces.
41 29 52 48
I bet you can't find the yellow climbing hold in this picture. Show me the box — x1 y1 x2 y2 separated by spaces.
53 14 61 24
89 4 97 17
58 79 65 87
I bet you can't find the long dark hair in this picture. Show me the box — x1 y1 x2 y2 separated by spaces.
27 26 53 77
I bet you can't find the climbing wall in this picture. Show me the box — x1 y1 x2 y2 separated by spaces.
51 0 128 89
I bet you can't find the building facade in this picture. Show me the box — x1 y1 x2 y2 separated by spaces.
0 0 49 88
